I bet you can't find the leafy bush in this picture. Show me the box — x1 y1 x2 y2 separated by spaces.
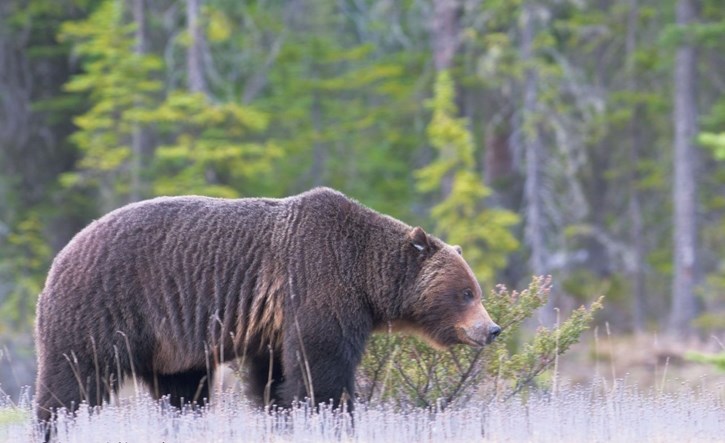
357 276 603 407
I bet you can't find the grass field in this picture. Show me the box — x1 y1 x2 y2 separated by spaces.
1 379 723 443
2 333 723 442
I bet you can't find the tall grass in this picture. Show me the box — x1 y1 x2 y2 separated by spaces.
2 379 723 442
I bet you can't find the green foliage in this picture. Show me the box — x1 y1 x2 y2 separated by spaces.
358 276 603 406
262 43 426 215
0 213 51 332
661 19 725 49
699 132 725 160
0 407 27 426
416 71 519 283
59 0 277 201
490 290 603 398
696 5 725 328
685 351 725 372
479 278 602 398
188 0 429 211
58 0 162 204
561 269 627 304
0 0 100 336
146 91 279 197
4 0 725 390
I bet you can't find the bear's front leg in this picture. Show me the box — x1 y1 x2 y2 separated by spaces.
278 315 367 412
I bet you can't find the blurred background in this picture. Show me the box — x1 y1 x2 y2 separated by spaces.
1 0 724 400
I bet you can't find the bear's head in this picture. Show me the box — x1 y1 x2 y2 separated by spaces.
397 227 501 350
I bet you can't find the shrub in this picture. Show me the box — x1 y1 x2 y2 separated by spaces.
357 276 603 407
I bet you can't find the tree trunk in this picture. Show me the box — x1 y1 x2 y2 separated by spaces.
626 0 647 333
484 121 514 186
431 0 460 72
430 0 461 199
522 2 545 277
130 0 147 202
308 91 326 187
670 0 700 336
187 0 207 95
521 2 552 325
186 0 217 185
0 3 33 202
587 0 613 281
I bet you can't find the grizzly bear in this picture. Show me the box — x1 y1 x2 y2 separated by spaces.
35 187 500 424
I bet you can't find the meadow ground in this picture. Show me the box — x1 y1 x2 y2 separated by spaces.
555 331 725 395
0 380 723 443
1 332 724 442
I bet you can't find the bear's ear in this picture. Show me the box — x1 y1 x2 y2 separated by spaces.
408 227 432 253
453 245 463 255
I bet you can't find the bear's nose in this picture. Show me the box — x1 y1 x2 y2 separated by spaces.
487 324 502 344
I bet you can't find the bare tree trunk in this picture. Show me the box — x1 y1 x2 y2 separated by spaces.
187 0 208 95
626 0 647 333
670 0 700 336
0 3 33 202
430 0 461 198
309 92 326 187
431 0 460 72
484 120 513 186
185 0 218 185
585 0 613 281
521 2 551 324
522 2 545 277
130 0 147 202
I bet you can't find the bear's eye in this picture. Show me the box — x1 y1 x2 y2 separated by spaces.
462 289 474 303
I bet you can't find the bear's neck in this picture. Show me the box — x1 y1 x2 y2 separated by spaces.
356 217 422 327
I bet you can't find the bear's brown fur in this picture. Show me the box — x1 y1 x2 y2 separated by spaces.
35 187 499 425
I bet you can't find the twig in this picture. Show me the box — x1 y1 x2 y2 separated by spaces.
90 336 101 406
264 345 274 408
117 331 139 396
553 308 560 396
294 315 315 406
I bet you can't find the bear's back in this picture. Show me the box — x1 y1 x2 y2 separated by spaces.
39 196 286 309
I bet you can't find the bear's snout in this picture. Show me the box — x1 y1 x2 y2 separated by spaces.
455 303 501 347
487 324 502 343
457 321 502 346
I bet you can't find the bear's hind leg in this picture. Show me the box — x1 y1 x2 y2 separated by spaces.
36 353 114 417
147 369 212 408
36 352 117 441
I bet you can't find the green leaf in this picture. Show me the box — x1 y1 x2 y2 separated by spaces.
699 132 725 160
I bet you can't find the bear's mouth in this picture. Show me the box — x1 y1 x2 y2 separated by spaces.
455 326 486 347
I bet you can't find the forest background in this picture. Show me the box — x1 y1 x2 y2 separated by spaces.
1 0 724 399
